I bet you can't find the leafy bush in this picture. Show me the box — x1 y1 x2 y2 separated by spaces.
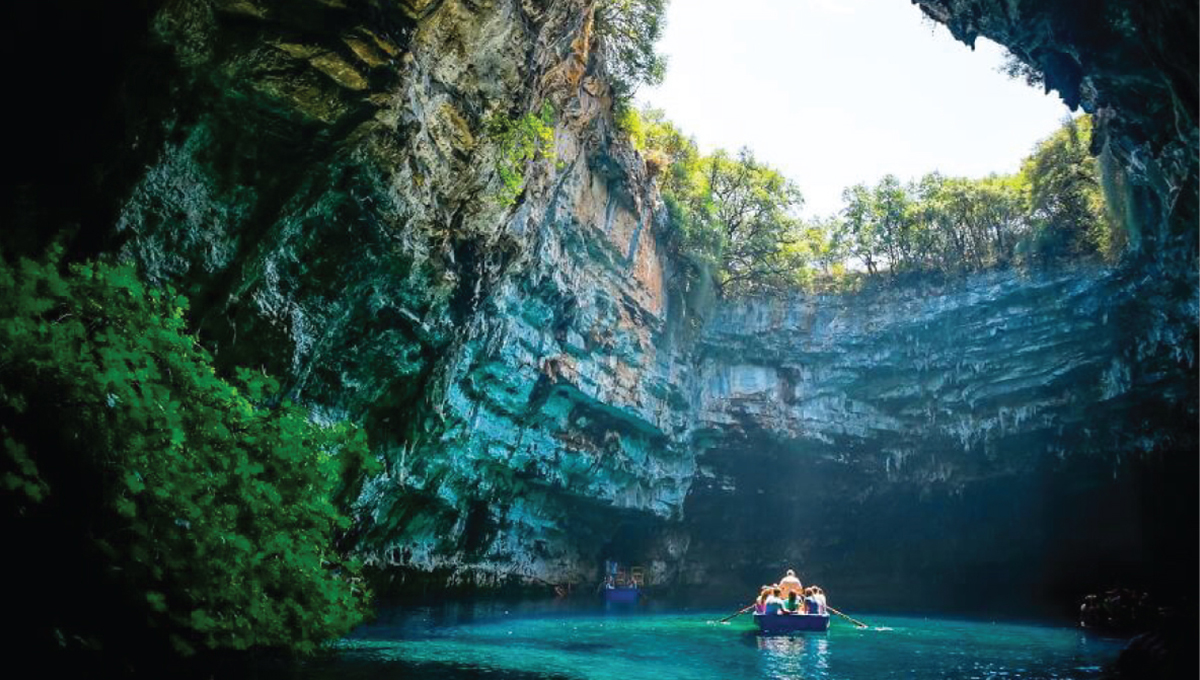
488 102 557 207
0 250 378 662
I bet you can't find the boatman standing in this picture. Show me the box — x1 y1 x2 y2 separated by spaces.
779 569 803 598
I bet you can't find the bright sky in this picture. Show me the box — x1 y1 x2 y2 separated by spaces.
636 0 1074 218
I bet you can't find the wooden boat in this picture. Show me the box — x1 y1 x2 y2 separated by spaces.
753 612 830 634
601 562 645 604
603 585 641 604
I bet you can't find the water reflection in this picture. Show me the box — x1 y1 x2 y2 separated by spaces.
281 607 1124 680
756 634 831 679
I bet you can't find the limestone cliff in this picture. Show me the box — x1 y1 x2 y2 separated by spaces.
1 0 1195 606
57 0 695 589
910 0 1198 410
680 266 1195 610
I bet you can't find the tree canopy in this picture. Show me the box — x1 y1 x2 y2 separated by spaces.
595 0 670 102
621 109 825 296
833 115 1117 279
620 108 1121 298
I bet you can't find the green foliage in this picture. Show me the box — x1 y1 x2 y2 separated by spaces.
999 49 1044 89
488 102 557 207
833 115 1119 279
0 250 379 660
1018 115 1113 261
622 108 842 297
839 171 1029 277
618 107 712 288
595 0 669 102
618 107 703 201
701 148 807 294
622 109 1117 297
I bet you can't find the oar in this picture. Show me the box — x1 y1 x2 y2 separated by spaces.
827 605 869 629
718 603 756 623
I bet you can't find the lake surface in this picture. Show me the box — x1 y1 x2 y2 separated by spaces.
279 602 1127 680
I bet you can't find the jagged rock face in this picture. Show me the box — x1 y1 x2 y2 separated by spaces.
696 269 1192 481
38 0 696 588
678 268 1196 611
2 0 1195 603
911 0 1198 363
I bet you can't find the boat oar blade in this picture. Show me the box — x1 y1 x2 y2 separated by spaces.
828 606 870 629
718 603 755 623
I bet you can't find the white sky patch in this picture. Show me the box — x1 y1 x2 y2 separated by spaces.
636 0 1074 218
804 0 862 16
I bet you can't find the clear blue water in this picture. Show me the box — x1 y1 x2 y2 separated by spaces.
287 603 1127 680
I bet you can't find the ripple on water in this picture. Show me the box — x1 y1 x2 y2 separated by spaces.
283 609 1126 680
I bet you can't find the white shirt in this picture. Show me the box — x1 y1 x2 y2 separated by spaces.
779 575 803 597
813 593 827 614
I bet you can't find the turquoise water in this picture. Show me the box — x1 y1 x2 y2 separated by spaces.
288 604 1126 679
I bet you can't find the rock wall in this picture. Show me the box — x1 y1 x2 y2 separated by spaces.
34 0 698 589
911 0 1199 404
679 267 1196 611
1 0 1195 605
696 268 1191 483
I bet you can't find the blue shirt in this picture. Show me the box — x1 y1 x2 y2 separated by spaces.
763 597 785 615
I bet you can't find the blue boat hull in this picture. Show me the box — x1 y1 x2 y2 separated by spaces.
753 613 830 634
604 587 641 604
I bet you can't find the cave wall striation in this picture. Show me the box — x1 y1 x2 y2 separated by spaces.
8 0 1195 595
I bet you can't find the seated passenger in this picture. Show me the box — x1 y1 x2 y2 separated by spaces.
783 590 803 614
779 569 804 598
803 587 820 615
764 588 786 615
812 586 828 615
755 586 772 614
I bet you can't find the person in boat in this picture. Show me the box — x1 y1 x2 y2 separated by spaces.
779 569 803 598
754 585 773 614
811 586 828 615
763 588 786 615
783 590 804 615
803 587 820 615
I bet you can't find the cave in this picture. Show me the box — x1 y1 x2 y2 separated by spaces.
0 0 1195 677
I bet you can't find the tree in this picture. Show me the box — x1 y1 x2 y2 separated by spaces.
703 148 806 295
622 110 1116 295
0 250 378 666
839 183 882 275
619 107 703 199
973 174 1029 265
619 110 810 296
872 174 914 274
595 0 669 102
830 116 1112 280
1019 115 1111 260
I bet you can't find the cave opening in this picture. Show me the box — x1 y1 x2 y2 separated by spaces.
624 0 1198 626
0 0 1194 676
